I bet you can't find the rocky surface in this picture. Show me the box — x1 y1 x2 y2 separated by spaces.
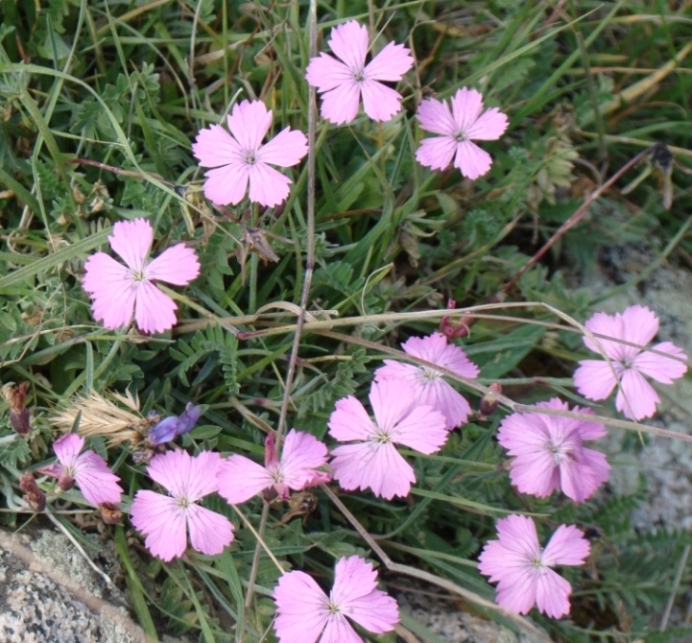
0 527 147 643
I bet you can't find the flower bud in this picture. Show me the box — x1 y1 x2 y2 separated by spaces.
2 382 31 435
99 502 122 525
19 472 46 512
479 383 502 417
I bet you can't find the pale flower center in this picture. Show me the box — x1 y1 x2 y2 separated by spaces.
177 496 191 510
243 150 257 165
529 551 545 570
547 439 572 465
454 130 468 142
267 462 284 484
353 66 366 83
373 427 392 445
421 366 441 382
327 598 341 615
131 269 147 283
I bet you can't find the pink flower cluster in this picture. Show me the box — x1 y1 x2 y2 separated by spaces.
190 20 508 211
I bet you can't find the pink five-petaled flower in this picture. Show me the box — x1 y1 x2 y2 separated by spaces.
374 332 479 430
305 20 414 125
274 555 399 643
328 380 448 500
478 515 590 619
40 434 123 507
192 100 308 208
129 450 234 562
415 87 509 180
574 305 688 420
216 429 331 504
82 218 200 334
497 398 610 503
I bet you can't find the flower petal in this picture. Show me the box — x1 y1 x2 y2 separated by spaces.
186 504 234 556
53 433 85 468
257 127 308 167
134 280 178 334
328 20 368 70
450 87 485 134
390 404 448 454
331 442 415 500
542 524 590 566
360 79 404 122
328 395 376 442
274 570 330 643
633 341 688 384
108 218 152 271
305 54 354 92
217 455 273 504
615 369 660 420
415 136 457 171
247 162 292 207
319 616 363 643
416 97 457 136
192 123 244 169
227 100 273 151
130 490 188 561
331 556 399 633
82 252 136 330
201 162 251 206
147 450 221 501
280 429 329 490
74 450 123 505
364 41 413 81
369 379 416 433
453 140 493 180
573 359 618 401
534 568 573 618
318 83 362 125
466 107 509 141
620 304 660 349
145 244 200 285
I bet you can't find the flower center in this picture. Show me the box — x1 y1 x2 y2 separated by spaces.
373 428 392 445
267 463 284 484
353 67 366 83
327 599 341 615
529 552 545 570
177 496 191 510
243 150 257 165
421 367 441 382
131 269 147 283
547 439 572 465
454 130 468 142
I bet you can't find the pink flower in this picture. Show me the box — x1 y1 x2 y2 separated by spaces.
478 515 589 619
415 87 508 180
274 555 398 643
217 429 330 504
497 398 610 503
374 332 479 430
129 450 234 561
574 305 688 420
41 434 123 507
328 380 448 500
82 218 200 334
192 100 308 207
305 20 413 125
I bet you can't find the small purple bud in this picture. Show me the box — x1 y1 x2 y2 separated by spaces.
147 416 181 446
176 403 201 437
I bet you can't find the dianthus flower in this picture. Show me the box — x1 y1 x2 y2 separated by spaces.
478 515 589 619
328 380 448 500
217 429 330 504
82 218 200 334
192 99 308 207
415 87 508 180
40 434 123 506
375 332 479 430
305 20 413 125
574 305 688 420
129 450 234 561
274 555 398 643
497 398 610 503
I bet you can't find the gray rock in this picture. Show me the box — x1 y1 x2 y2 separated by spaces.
0 527 148 643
